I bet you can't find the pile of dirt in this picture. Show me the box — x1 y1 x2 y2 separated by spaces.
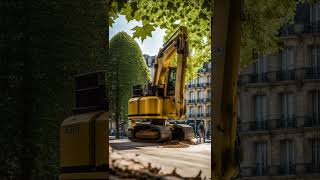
109 146 203 180
161 140 189 148
161 139 198 148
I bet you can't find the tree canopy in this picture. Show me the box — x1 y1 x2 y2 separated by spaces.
107 32 150 130
109 0 317 78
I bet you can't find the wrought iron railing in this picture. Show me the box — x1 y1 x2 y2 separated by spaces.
187 99 196 103
280 22 320 36
276 117 297 128
277 164 296 175
276 70 296 81
305 163 320 173
304 116 320 127
249 73 269 83
304 67 320 80
253 164 269 176
238 120 270 132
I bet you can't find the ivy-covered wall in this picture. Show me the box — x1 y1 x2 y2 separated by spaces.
1 1 108 179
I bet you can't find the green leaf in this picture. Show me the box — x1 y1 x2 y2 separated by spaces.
131 24 155 42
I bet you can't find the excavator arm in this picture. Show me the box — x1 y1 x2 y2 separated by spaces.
153 26 189 118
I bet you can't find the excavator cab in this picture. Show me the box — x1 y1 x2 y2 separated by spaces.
167 67 176 96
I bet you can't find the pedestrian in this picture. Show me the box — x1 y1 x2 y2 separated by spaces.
198 121 205 143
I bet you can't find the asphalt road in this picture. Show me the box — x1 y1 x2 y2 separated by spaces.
110 139 211 179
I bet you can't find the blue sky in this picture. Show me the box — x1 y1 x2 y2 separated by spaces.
109 15 166 56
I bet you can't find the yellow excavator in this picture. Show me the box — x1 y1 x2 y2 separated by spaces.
59 0 241 179
127 26 194 142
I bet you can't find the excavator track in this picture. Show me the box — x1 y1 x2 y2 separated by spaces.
128 124 194 143
128 124 172 142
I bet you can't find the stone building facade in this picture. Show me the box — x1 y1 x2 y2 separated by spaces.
185 61 212 136
237 2 320 179
143 54 156 79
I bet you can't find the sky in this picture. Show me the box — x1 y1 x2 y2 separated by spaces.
109 15 166 56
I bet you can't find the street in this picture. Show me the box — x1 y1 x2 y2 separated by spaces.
110 139 211 179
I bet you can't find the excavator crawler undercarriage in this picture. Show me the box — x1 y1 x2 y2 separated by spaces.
128 122 194 143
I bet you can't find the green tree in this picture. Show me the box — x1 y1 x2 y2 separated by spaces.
108 32 150 138
109 0 317 78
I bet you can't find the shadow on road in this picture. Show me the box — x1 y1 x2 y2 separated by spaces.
110 140 161 151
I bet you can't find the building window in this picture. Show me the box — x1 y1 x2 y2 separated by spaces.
192 78 197 85
310 90 320 125
311 91 320 118
198 106 203 116
255 142 267 176
189 106 194 115
312 139 320 170
281 47 295 71
280 140 295 175
207 105 211 115
310 46 320 71
207 90 211 99
255 56 267 74
310 2 320 23
280 93 296 128
190 91 195 100
188 91 192 100
254 56 268 82
254 95 267 129
201 76 205 84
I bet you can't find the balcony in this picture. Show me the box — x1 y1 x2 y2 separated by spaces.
205 98 211 102
191 113 211 118
277 164 296 175
199 82 210 87
238 120 270 132
239 118 299 132
276 117 297 129
203 112 211 117
249 73 269 83
241 164 298 177
304 22 320 34
252 165 269 176
303 116 320 127
187 99 196 104
280 22 320 37
198 67 210 73
276 70 296 81
304 67 320 80
305 163 320 174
